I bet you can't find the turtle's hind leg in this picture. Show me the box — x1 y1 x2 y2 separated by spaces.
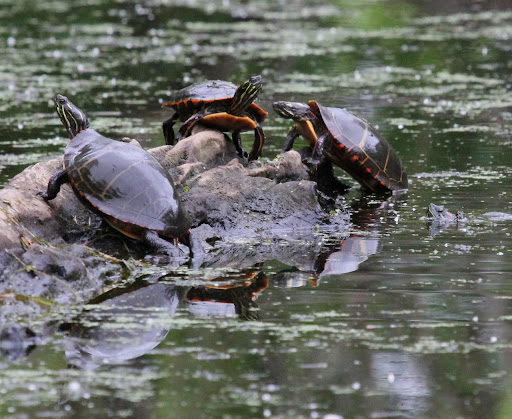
142 230 182 258
162 113 179 145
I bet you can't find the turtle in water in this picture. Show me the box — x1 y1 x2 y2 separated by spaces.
273 100 407 193
41 94 204 261
426 203 466 222
425 203 467 237
162 76 268 161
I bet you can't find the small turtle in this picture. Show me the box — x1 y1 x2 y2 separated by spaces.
273 100 407 192
162 75 268 161
426 203 466 221
41 94 203 260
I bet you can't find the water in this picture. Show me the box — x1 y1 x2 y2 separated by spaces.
1 0 512 417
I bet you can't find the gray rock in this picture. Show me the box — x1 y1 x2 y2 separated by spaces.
0 128 349 313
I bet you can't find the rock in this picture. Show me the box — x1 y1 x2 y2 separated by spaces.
0 128 349 315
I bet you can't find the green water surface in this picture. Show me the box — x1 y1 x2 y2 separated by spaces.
1 0 512 418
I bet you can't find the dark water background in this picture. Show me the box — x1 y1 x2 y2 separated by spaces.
1 0 512 418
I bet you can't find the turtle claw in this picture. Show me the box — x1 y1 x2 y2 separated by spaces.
304 156 321 168
36 191 48 200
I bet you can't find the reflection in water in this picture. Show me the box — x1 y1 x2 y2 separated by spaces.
59 269 269 370
61 283 182 370
184 271 268 320
319 236 381 277
273 195 402 285
0 325 39 361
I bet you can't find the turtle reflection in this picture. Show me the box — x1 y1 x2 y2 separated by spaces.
273 196 401 287
184 271 268 320
60 270 268 370
60 282 182 370
273 235 381 288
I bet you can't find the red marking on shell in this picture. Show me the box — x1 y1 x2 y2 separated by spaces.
365 167 372 174
350 155 359 162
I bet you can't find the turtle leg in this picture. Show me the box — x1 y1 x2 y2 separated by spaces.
40 169 69 201
307 133 329 166
248 123 265 161
281 126 300 153
162 113 180 145
314 158 350 195
232 131 249 159
142 230 182 258
177 112 209 141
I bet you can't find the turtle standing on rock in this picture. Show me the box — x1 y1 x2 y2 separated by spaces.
162 75 268 161
41 94 204 262
273 100 408 193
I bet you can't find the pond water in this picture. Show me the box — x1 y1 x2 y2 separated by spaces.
1 0 512 417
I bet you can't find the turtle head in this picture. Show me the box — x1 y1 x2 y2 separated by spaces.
272 101 311 123
230 75 263 115
54 94 89 138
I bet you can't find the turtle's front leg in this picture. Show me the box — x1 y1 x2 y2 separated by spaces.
162 113 180 145
40 169 69 201
248 123 265 161
307 133 328 166
281 126 300 153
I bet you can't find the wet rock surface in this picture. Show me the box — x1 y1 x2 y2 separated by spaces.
0 128 350 324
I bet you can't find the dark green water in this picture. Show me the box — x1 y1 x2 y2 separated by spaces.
1 0 512 418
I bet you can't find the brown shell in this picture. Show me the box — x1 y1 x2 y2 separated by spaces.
64 129 191 239
310 100 407 192
162 79 267 123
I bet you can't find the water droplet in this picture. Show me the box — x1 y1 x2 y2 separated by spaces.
352 381 361 390
387 373 395 383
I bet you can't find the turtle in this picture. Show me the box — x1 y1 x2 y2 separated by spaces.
425 203 467 237
161 75 268 161
426 203 466 221
41 94 204 261
272 100 408 192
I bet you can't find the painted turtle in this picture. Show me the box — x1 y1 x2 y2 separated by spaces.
162 75 268 161
273 100 408 192
426 203 466 221
41 94 204 260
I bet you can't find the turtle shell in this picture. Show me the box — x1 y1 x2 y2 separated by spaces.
163 80 267 123
310 100 408 192
64 129 191 239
